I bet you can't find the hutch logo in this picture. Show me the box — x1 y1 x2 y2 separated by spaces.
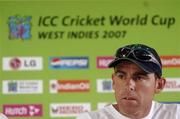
2 57 43 71
50 80 90 93
161 56 180 67
96 56 113 69
3 104 43 117
49 57 89 69
50 103 91 117
8 15 32 40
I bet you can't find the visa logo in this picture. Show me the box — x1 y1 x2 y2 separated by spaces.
49 57 89 69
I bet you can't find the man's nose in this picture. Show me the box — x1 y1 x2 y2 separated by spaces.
125 78 135 91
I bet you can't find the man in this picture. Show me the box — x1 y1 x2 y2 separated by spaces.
76 44 180 119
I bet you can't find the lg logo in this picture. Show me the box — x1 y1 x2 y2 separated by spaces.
10 58 21 69
3 57 43 71
10 58 37 70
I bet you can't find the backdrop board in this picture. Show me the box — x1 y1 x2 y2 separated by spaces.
0 0 180 119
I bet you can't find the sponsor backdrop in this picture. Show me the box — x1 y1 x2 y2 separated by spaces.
0 0 180 119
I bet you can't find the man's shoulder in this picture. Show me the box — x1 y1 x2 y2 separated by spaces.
153 101 180 113
154 101 180 108
151 101 180 118
76 105 114 119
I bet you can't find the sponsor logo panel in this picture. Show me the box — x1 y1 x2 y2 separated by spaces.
2 57 43 71
96 56 180 68
50 103 91 117
50 80 90 93
97 79 113 93
3 80 43 94
163 78 180 92
3 104 43 117
161 56 180 67
49 57 89 69
96 56 113 69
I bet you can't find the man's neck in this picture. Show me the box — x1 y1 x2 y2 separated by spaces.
113 102 153 119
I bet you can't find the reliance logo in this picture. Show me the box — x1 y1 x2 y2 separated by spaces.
3 104 43 117
49 57 89 69
50 80 90 93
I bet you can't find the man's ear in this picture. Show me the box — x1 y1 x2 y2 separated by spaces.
155 77 166 94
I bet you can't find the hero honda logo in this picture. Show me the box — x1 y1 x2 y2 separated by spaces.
96 56 113 69
8 15 32 40
49 57 89 69
3 104 43 117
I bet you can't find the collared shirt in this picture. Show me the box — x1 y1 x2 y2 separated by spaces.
76 101 180 119
0 113 8 119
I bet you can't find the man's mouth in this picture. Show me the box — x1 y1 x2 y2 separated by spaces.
123 97 136 100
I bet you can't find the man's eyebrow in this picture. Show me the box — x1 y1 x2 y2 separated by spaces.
133 71 149 76
115 70 126 74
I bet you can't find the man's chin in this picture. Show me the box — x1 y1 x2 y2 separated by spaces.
121 99 139 107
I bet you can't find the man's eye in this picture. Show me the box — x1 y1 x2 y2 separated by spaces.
115 73 125 79
134 76 141 81
133 76 145 81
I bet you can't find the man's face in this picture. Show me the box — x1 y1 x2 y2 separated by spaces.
112 61 160 115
